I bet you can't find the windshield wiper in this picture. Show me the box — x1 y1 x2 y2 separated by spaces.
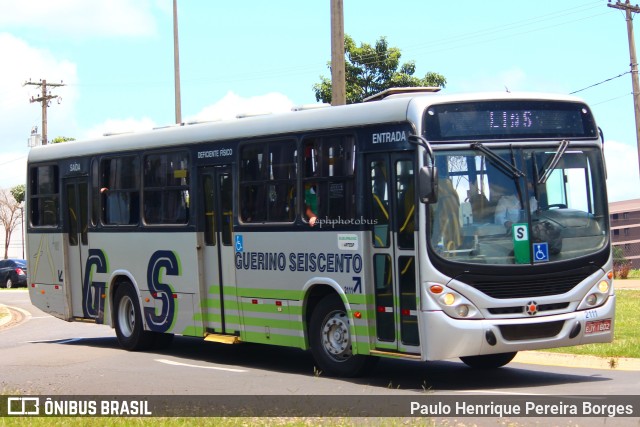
538 139 569 184
471 142 524 179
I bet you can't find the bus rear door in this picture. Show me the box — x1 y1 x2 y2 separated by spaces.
62 176 92 320
198 166 238 337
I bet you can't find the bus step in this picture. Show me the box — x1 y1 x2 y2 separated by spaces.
369 349 422 360
72 317 97 323
204 333 241 344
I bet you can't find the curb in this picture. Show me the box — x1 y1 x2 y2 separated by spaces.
0 304 12 328
514 351 640 371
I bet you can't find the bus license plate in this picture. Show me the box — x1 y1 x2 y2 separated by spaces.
585 319 611 334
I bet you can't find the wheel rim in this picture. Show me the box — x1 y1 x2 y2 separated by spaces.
6 279 12 289
118 295 136 338
321 310 352 361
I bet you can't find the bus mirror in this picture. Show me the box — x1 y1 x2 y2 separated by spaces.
419 166 438 204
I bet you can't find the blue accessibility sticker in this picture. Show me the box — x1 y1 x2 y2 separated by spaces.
533 242 549 263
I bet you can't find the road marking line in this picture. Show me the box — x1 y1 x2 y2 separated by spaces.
155 358 247 373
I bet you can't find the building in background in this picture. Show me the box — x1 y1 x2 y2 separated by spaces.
610 198 640 269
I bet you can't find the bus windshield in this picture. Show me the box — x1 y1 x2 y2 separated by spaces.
429 145 608 265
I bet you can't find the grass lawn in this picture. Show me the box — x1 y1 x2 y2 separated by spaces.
544 289 640 358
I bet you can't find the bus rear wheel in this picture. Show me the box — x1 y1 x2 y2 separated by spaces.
114 284 154 351
309 294 375 377
459 352 517 369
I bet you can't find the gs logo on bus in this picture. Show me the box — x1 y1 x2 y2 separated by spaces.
82 249 108 322
145 250 181 333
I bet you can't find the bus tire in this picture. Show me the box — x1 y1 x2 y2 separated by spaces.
309 294 375 377
459 352 517 369
114 284 154 351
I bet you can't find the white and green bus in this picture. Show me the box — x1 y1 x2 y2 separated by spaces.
26 89 614 376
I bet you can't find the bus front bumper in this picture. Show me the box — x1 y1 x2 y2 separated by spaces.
420 294 616 362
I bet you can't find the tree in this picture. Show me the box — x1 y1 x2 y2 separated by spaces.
613 246 631 279
51 136 75 144
314 35 446 104
0 186 24 259
10 184 25 204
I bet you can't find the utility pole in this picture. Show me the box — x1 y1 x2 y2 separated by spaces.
330 0 346 106
173 0 182 124
23 79 64 146
608 0 640 176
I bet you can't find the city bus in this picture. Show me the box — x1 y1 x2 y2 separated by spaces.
26 89 614 377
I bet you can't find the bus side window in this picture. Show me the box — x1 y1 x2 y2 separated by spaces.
396 160 415 249
370 160 389 247
240 145 263 222
268 142 297 222
240 140 296 223
143 151 189 225
101 155 140 226
302 134 356 226
29 165 59 227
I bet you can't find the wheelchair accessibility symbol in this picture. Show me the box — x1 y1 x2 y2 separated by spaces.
533 242 549 262
235 235 244 252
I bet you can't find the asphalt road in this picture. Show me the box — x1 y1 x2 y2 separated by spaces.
1 289 639 425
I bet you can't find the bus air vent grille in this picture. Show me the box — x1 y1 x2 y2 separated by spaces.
499 320 565 341
456 265 598 299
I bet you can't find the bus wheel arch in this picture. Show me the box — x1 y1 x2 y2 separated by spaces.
307 290 375 377
304 283 339 335
112 278 155 351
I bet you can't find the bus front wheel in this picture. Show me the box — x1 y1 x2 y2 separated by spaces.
459 352 517 369
114 284 154 351
309 294 375 377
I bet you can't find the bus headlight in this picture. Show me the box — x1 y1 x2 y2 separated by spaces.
455 304 470 318
427 284 482 319
577 275 612 310
443 293 456 306
597 280 610 293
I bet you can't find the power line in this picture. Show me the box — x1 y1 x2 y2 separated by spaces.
0 155 27 168
592 92 632 105
59 2 609 90
570 71 630 94
402 2 603 55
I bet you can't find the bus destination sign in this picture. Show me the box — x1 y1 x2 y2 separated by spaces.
424 100 598 141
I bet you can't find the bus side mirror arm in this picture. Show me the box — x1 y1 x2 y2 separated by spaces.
408 135 438 204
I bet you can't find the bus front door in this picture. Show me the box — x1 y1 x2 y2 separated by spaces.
198 166 237 336
367 153 420 354
62 177 93 320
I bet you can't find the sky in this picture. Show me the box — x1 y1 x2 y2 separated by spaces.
1 0 640 202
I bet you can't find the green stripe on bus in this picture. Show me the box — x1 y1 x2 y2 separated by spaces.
240 331 305 348
240 317 302 330
374 342 398 351
181 326 204 337
345 294 367 305
235 287 304 300
194 312 222 323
